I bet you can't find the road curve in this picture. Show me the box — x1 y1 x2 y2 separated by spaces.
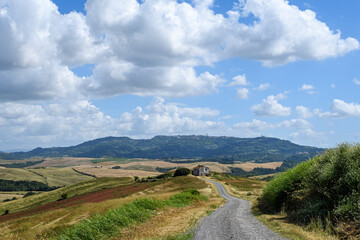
193 178 285 240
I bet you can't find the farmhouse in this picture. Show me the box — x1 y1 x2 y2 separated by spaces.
192 165 210 176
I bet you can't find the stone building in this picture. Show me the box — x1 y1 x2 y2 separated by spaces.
192 165 210 176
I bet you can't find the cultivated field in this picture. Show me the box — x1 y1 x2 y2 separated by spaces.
73 159 282 178
0 168 93 186
0 175 222 240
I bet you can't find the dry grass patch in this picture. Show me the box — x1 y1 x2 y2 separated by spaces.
74 166 159 178
0 193 23 202
252 211 338 240
232 162 282 171
0 168 45 183
29 157 95 168
0 167 93 186
114 197 222 240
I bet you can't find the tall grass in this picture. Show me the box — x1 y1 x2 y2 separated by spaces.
259 143 360 238
56 189 207 240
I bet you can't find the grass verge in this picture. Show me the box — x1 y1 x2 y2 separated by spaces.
56 189 207 240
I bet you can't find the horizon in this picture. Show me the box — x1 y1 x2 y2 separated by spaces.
3 134 323 153
1 0 360 151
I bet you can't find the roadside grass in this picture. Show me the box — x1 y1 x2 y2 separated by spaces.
208 172 337 240
258 143 360 240
0 177 133 215
56 189 208 240
209 172 266 202
113 197 222 240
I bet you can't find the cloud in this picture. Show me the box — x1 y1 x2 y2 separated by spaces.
331 84 336 88
234 118 310 131
225 0 359 66
289 129 327 146
320 99 360 118
0 97 224 150
255 83 271 90
295 105 319 119
251 93 291 116
0 0 104 101
278 119 311 129
0 101 116 149
236 88 249 99
299 84 316 95
0 0 358 101
353 78 360 85
234 119 274 131
85 64 224 97
299 84 314 91
118 97 223 135
229 74 249 86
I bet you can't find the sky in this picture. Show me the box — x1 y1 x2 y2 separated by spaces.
0 0 360 151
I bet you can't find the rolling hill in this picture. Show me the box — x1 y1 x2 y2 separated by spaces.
1 135 323 164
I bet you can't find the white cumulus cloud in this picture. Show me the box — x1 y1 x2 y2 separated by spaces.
229 74 249 86
0 97 224 150
0 0 358 101
255 83 271 91
251 93 291 116
236 88 250 99
320 99 360 118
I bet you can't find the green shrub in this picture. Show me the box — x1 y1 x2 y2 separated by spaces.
174 168 190 177
259 143 360 236
23 191 36 198
59 193 68 200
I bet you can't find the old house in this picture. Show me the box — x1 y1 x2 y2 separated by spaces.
192 165 210 176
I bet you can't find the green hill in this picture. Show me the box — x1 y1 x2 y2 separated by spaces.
1 135 323 164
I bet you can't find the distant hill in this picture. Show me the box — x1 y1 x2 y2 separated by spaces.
0 135 324 164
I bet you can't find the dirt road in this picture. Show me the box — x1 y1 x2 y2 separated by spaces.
193 179 285 240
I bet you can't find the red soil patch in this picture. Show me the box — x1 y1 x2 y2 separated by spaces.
0 182 153 223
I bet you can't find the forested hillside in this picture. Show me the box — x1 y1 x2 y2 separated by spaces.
1 135 323 164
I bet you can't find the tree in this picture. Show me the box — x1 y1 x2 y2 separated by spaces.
174 168 190 177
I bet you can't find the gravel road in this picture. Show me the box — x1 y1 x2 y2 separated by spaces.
193 179 286 240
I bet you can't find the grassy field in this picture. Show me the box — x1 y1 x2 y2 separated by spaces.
0 193 24 202
0 167 93 187
71 160 282 179
0 175 221 240
0 177 133 215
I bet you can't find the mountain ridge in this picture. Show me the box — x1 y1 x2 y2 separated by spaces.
0 135 324 163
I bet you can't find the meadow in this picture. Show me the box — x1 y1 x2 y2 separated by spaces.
0 167 93 187
0 175 222 240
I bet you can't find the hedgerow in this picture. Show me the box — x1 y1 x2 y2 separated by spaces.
259 143 360 239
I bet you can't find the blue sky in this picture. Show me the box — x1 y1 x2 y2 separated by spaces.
0 0 359 151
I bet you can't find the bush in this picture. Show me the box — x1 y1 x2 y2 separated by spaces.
59 193 68 200
259 143 360 237
23 191 36 198
174 168 190 177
